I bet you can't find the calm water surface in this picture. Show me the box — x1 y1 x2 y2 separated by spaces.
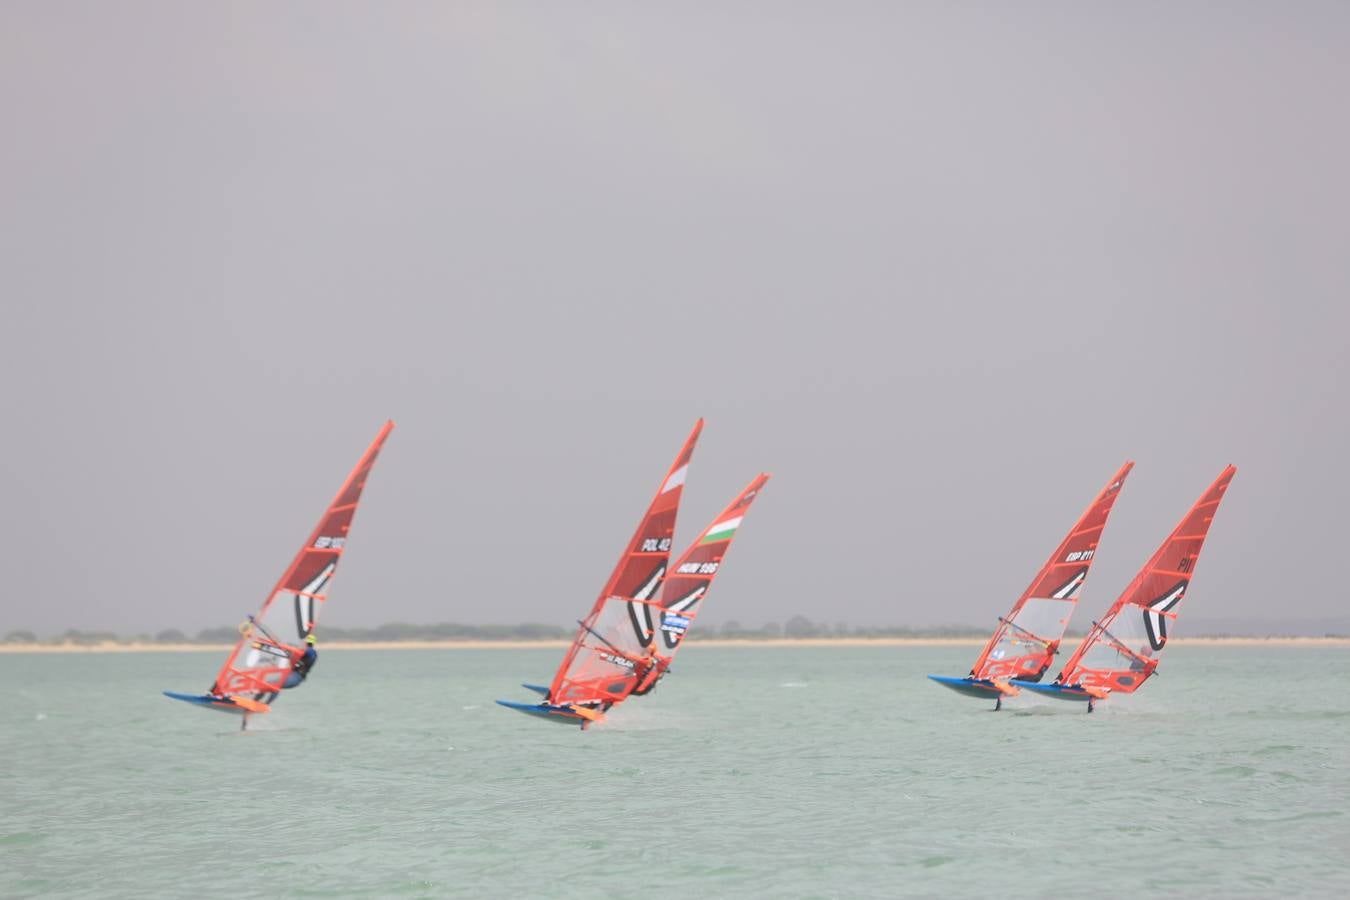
2 645 1347 898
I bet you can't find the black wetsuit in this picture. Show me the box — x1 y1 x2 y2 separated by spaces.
1019 661 1051 683
630 659 668 696
295 646 317 678
284 646 317 688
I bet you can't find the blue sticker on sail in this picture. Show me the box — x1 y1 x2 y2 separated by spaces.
661 613 691 634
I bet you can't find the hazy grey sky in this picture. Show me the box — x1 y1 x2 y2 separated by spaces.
2 3 1347 635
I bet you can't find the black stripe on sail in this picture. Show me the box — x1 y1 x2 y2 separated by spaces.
624 562 666 647
633 563 666 601
1051 567 1089 600
627 598 655 648
295 595 312 640
1143 581 1187 651
667 584 706 614
1143 611 1166 651
1150 581 1187 615
293 562 336 638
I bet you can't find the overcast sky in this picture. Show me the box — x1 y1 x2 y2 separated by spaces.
1 3 1346 636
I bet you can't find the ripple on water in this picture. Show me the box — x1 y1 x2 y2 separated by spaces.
3 645 1349 897
1236 809 1343 826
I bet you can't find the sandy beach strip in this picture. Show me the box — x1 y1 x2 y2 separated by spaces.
1 636 1346 653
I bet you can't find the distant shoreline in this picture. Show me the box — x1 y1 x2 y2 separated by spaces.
1 636 1347 654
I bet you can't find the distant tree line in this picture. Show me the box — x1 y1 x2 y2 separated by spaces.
1 615 1001 646
4 614 1344 646
708 616 991 640
0 623 574 645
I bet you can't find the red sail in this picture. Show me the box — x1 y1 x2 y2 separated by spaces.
654 473 772 657
1054 465 1237 695
209 421 395 704
547 472 771 708
970 462 1134 683
548 421 703 703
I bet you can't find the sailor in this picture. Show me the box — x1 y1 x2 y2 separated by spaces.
1022 653 1053 683
630 645 670 697
1036 641 1060 677
284 634 318 688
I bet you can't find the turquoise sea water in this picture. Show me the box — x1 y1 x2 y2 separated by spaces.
2 645 1347 898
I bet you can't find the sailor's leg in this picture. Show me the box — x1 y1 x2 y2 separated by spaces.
994 696 1002 712
1086 699 1095 714
240 713 249 732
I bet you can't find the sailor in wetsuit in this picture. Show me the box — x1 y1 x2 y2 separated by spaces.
284 634 318 688
629 645 671 697
1019 644 1058 683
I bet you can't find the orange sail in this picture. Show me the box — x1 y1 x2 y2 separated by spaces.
1043 465 1237 697
969 462 1134 684
547 421 702 705
200 421 394 709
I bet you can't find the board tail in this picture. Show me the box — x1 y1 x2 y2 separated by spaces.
495 699 593 727
162 691 270 715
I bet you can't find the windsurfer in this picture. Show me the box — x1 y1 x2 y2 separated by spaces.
1020 645 1057 683
630 645 671 697
284 634 318 688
